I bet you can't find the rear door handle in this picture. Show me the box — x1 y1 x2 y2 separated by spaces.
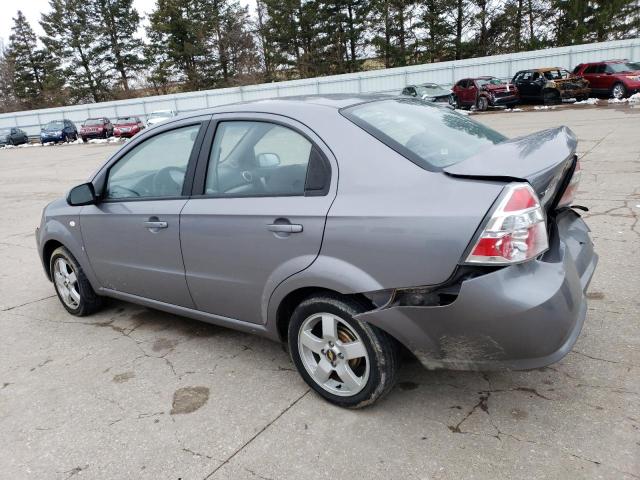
267 224 303 233
144 221 168 229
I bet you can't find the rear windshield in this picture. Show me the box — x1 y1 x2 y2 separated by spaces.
342 98 506 170
85 119 104 125
116 117 136 123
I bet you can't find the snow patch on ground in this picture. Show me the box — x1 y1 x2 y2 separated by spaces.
504 108 524 112
533 105 556 110
574 98 599 105
455 109 470 115
2 142 44 149
87 137 124 144
608 93 640 104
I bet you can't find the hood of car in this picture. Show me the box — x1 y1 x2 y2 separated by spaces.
443 126 577 204
481 83 513 93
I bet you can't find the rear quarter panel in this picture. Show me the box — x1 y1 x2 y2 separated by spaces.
269 111 504 299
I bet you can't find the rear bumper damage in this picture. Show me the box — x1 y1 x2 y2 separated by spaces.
355 210 597 371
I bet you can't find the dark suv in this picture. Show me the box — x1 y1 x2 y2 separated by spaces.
40 120 78 144
79 118 114 142
512 68 590 104
573 60 640 99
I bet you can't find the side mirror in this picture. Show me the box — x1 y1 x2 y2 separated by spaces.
67 182 97 206
257 153 280 168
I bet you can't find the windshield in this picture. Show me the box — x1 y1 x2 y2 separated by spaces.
607 62 637 73
476 78 504 87
342 98 506 170
116 117 136 124
85 119 104 126
44 121 64 129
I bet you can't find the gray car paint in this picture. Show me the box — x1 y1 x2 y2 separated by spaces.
37 95 597 371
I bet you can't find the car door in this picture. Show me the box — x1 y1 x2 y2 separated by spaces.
180 114 336 324
513 72 532 98
80 117 209 307
454 80 467 104
583 64 603 93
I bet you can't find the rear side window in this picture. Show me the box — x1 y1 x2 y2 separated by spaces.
342 98 506 170
205 121 316 197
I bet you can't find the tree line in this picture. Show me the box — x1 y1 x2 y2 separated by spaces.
0 0 638 113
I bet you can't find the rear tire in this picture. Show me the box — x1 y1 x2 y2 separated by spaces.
81 136 87 143
288 293 399 408
50 247 102 316
543 89 560 105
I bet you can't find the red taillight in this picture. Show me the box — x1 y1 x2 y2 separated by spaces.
558 160 581 208
465 183 549 265
504 187 537 211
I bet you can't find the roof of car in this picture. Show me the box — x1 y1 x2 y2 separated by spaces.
205 94 393 113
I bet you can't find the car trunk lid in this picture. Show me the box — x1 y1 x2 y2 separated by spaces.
443 126 577 209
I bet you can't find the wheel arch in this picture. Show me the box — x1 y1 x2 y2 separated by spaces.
274 287 375 343
42 239 65 280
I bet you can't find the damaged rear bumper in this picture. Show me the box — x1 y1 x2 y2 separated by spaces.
355 210 598 371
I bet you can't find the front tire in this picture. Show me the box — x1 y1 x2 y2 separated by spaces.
288 294 399 408
50 247 102 316
476 96 488 111
611 82 627 100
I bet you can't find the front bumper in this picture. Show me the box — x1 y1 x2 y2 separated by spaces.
114 129 139 138
356 210 598 371
41 133 64 142
81 131 105 139
490 94 519 106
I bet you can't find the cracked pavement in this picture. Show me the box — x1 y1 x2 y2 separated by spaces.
0 104 638 479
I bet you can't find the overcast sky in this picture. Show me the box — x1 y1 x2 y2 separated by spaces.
0 0 255 48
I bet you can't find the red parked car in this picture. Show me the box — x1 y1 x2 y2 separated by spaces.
452 76 519 111
79 118 114 142
113 116 145 138
573 60 640 99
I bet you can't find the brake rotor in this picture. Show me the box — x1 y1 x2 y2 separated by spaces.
337 324 362 369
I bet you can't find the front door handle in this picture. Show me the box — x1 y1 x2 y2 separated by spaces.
144 221 168 229
267 223 303 233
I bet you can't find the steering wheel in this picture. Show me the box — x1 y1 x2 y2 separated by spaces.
153 166 185 197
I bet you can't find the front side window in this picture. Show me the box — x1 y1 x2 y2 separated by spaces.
106 124 201 199
205 121 313 197
342 98 506 170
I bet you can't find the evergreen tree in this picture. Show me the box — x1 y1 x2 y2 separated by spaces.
41 0 112 102
91 0 144 93
5 11 64 108
0 48 19 113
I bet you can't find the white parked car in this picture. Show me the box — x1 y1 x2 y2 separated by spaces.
146 110 177 127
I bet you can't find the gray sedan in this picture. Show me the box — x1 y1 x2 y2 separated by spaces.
36 95 597 408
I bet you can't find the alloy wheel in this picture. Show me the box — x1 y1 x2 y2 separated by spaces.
53 257 81 309
612 84 625 99
297 313 370 397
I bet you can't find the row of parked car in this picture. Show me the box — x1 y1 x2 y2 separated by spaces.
0 110 177 147
401 59 640 110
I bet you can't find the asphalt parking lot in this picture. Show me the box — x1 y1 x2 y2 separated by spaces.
0 104 638 479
